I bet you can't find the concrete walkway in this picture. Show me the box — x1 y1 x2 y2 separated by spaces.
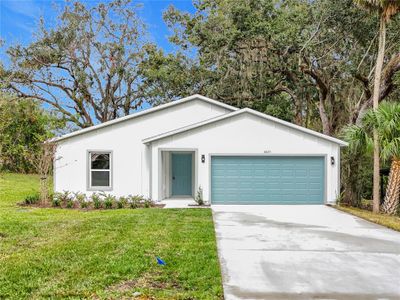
160 198 197 208
212 205 400 300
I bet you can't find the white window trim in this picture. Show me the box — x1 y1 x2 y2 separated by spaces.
87 150 113 191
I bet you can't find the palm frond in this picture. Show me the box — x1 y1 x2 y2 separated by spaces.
352 101 400 160
354 0 383 12
361 108 377 132
380 137 400 161
341 124 372 154
354 0 400 20
361 101 400 161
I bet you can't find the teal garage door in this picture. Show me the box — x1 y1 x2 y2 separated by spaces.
211 156 325 204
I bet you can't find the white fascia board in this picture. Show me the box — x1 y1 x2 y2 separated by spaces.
52 94 238 142
143 108 348 147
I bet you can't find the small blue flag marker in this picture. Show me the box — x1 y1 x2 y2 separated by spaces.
156 256 166 265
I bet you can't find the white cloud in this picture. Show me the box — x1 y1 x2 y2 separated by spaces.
2 0 42 19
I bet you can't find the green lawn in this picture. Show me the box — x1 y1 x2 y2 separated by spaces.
0 173 222 299
336 205 400 232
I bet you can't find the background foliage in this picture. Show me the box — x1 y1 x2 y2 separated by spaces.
0 0 399 205
0 93 63 173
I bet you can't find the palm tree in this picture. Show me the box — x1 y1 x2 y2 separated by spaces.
353 0 400 213
343 102 400 215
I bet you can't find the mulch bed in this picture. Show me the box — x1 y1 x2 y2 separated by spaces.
188 204 211 208
18 202 166 210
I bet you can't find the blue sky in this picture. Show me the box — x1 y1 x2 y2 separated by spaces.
0 0 196 120
0 0 195 61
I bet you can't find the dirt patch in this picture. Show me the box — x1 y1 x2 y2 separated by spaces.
188 204 211 208
107 272 181 293
109 280 137 292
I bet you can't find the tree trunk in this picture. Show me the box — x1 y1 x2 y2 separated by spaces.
319 99 331 135
372 131 380 213
381 159 400 215
37 143 56 205
372 15 386 213
40 176 49 205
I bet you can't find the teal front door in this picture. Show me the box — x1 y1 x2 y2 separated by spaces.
172 153 192 196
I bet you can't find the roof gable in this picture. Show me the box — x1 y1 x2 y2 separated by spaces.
53 94 238 142
143 108 348 147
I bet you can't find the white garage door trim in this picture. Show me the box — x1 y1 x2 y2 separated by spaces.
208 153 328 204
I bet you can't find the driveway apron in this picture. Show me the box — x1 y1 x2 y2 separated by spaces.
212 205 400 300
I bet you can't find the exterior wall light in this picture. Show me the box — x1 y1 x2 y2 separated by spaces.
330 156 335 166
201 155 205 163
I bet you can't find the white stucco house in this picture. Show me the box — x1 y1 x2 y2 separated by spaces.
53 94 347 205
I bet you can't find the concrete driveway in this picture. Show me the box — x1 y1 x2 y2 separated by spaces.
212 205 400 300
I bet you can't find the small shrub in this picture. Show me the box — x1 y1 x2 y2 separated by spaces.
32 191 156 210
80 201 89 209
195 186 204 206
80 197 90 209
116 196 127 209
48 192 54 202
91 193 103 209
52 193 62 207
52 198 61 207
56 191 74 208
66 198 74 208
24 194 40 205
143 198 154 208
74 192 89 209
52 191 72 207
129 195 144 209
104 194 115 209
59 190 72 205
74 192 85 202
335 191 345 206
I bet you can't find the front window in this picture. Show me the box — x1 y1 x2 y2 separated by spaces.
89 152 112 189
